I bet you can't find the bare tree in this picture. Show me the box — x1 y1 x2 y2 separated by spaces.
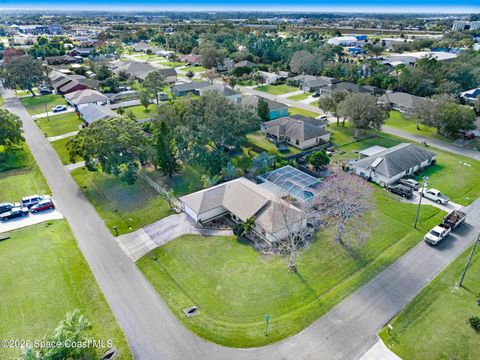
202 69 219 84
311 169 373 248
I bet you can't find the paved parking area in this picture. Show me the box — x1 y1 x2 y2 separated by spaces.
0 209 64 233
398 191 462 212
115 213 233 261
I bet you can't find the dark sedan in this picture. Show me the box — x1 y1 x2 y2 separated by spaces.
0 207 29 221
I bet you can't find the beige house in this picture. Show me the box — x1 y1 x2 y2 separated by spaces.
179 177 305 244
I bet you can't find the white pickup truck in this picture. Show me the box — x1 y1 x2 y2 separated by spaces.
424 210 467 245
419 188 450 204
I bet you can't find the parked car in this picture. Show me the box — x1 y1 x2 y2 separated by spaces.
419 188 449 204
30 199 55 213
0 202 21 214
312 92 320 98
0 206 29 221
424 210 467 245
39 87 52 95
398 178 419 190
158 92 169 101
52 105 67 113
387 184 413 198
22 195 49 208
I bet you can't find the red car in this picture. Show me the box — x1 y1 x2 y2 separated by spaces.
30 199 55 213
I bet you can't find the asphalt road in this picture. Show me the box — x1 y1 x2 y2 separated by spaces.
4 87 480 360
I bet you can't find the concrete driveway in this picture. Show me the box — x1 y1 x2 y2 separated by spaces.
395 190 463 212
115 213 233 261
0 209 64 234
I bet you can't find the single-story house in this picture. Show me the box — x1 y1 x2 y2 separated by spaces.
171 81 211 97
181 54 202 66
52 74 98 95
65 89 109 109
317 82 369 97
258 71 288 85
460 88 480 103
234 60 256 68
302 76 339 93
289 74 317 87
261 115 331 150
113 61 156 80
136 67 177 84
46 55 82 65
239 95 289 120
69 47 94 57
78 103 119 125
131 41 150 52
352 143 436 187
109 90 139 103
198 84 242 101
179 177 305 244
217 58 234 72
378 92 426 114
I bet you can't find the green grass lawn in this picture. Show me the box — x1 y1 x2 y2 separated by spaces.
119 104 157 120
160 61 186 68
137 191 444 347
144 164 204 197
0 221 132 359
246 131 302 156
255 84 299 95
71 167 172 235
384 111 446 142
379 246 479 360
328 124 480 205
0 145 50 201
288 106 319 118
183 65 206 73
0 96 4 107
51 136 79 165
35 112 82 137
20 94 67 115
287 92 310 101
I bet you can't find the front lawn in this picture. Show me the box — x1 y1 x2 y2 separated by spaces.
0 221 131 359
183 66 206 73
384 110 446 142
160 61 186 68
137 191 443 347
119 104 157 120
20 94 67 115
288 106 319 118
379 246 479 360
246 131 302 155
71 167 172 235
35 112 82 137
287 92 310 101
51 136 79 164
255 84 299 95
0 145 50 201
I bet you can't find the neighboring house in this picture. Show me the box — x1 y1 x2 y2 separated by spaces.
234 60 256 68
302 76 339 92
261 115 331 150
181 54 202 66
113 61 156 80
198 84 242 101
217 57 234 72
258 71 288 85
45 55 82 65
317 82 369 97
378 92 426 114
385 51 457 66
51 74 98 94
69 47 94 57
109 90 139 103
131 41 149 52
352 143 436 187
65 89 109 109
239 95 288 120
78 103 119 125
171 81 211 97
460 88 480 103
179 177 305 244
136 67 177 84
289 74 317 87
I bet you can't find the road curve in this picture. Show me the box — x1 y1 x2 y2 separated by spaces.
4 87 480 360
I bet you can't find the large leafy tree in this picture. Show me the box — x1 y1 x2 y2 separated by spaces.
338 93 387 137
317 90 347 126
0 109 23 150
155 121 181 177
257 97 270 122
307 150 330 171
142 70 166 105
67 117 147 184
1 55 45 96
200 44 225 69
437 102 476 137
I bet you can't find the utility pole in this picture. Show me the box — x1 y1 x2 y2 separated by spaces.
264 314 270 336
414 176 428 229
458 232 480 288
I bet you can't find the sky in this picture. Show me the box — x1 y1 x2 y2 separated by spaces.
0 0 479 13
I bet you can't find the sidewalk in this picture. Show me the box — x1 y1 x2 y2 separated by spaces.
31 107 75 119
360 339 401 360
47 130 79 142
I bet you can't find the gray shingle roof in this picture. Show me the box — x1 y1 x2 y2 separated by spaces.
79 104 119 125
264 116 331 142
171 81 211 92
378 92 426 109
354 143 436 178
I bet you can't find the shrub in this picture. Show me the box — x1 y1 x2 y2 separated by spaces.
469 316 480 332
